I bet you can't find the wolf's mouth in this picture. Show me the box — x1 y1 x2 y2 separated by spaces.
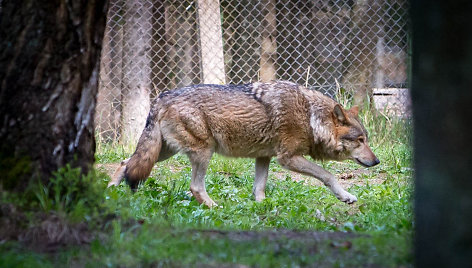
355 158 369 167
354 158 378 168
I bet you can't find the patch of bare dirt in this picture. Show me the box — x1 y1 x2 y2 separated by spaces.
0 203 28 242
20 213 94 252
0 204 94 252
96 161 386 189
96 163 121 177
273 167 387 189
0 203 139 253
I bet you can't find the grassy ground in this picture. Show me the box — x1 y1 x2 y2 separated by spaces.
1 109 413 267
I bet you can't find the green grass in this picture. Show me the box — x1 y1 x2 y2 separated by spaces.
1 109 413 267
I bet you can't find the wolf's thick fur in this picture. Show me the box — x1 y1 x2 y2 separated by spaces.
108 81 379 207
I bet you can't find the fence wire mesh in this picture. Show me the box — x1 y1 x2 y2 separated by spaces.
96 0 410 145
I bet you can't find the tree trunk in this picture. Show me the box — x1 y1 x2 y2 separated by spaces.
342 0 382 105
275 1 316 86
151 1 168 97
197 0 226 84
228 0 261 83
259 0 277 82
96 0 124 143
120 0 152 145
0 0 108 190
412 0 472 266
165 1 201 89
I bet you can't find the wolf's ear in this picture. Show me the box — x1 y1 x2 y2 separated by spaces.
349 105 359 117
333 104 348 125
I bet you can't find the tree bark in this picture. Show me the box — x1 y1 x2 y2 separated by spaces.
342 0 382 105
198 0 226 84
0 0 108 190
96 0 123 143
151 1 168 97
165 1 201 89
259 0 277 82
412 1 472 266
228 0 261 83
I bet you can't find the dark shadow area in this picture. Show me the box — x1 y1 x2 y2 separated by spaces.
411 0 472 266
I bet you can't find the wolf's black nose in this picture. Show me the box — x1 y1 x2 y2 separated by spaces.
373 158 380 166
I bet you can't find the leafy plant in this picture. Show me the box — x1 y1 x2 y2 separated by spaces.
33 164 107 221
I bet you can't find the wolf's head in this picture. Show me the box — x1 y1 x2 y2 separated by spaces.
329 104 380 167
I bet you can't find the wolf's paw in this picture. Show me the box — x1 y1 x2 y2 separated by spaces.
107 181 120 187
204 199 218 208
337 191 358 204
190 188 218 208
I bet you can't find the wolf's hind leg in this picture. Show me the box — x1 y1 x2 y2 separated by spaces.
157 140 177 162
277 155 357 204
253 157 271 202
187 150 217 208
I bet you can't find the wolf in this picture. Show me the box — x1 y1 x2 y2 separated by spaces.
108 81 380 207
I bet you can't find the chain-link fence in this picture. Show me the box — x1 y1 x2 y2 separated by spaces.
95 0 410 145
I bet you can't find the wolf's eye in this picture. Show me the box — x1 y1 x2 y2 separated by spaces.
358 137 365 143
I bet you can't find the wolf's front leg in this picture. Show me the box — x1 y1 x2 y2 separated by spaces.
277 155 357 204
253 157 271 202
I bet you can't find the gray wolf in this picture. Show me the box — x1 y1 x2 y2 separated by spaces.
108 81 380 207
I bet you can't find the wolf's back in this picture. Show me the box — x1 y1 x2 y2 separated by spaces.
154 81 317 158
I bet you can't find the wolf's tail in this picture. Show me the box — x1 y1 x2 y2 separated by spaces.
108 116 162 190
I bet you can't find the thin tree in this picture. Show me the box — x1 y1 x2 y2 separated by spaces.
96 0 125 144
120 0 153 145
342 0 382 105
259 0 277 82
